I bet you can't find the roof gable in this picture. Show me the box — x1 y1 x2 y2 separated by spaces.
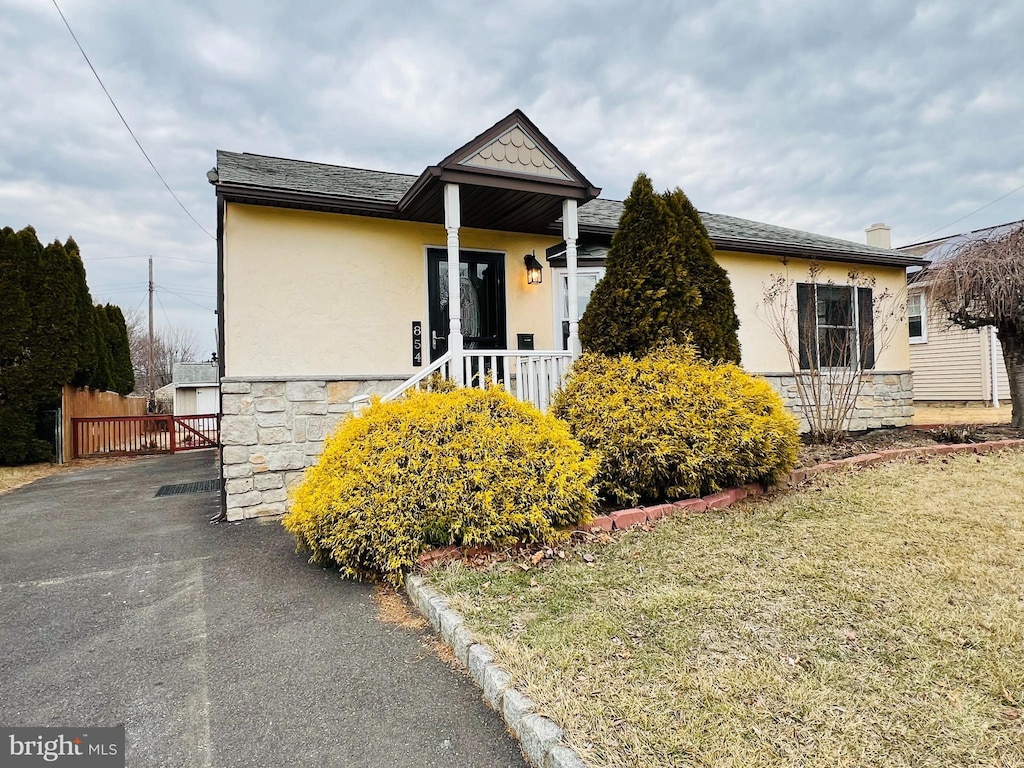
389 110 601 231
458 124 572 180
434 109 597 192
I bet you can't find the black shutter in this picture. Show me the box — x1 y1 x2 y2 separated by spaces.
858 287 875 369
796 283 816 370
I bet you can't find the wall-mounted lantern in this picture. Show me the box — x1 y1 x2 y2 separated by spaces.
524 251 543 285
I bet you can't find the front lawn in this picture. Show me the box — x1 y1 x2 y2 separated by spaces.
431 451 1024 767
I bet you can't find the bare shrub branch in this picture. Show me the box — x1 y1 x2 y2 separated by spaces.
759 260 906 443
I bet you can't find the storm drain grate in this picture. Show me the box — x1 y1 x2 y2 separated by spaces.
155 479 222 497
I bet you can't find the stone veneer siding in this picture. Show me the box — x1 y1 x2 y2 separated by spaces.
760 370 915 432
220 370 915 518
220 377 403 521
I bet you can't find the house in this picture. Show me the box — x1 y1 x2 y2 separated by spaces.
896 221 1018 406
171 361 220 415
210 110 925 520
151 382 174 413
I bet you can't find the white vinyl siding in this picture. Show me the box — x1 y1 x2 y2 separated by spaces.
910 288 1010 401
175 388 198 415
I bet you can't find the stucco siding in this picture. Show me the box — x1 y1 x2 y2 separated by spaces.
224 209 910 381
223 204 560 379
714 251 910 374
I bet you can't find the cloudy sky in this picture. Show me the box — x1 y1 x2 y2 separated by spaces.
2 0 1022 348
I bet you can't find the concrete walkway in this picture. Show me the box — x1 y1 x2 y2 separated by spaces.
0 452 526 767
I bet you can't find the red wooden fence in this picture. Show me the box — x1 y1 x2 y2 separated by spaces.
71 414 219 459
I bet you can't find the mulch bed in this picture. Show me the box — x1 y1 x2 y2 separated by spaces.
797 424 1021 468
416 423 1024 572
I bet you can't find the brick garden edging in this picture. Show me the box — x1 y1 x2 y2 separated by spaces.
417 438 1024 568
405 575 587 768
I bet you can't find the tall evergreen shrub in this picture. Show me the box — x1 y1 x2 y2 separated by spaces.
99 304 135 395
663 189 741 363
579 173 741 363
0 227 79 463
0 227 134 463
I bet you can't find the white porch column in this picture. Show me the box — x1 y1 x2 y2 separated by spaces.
563 199 581 358
444 183 464 385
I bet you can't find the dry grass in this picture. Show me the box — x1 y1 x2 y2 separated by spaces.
373 585 427 631
0 463 64 495
914 403 1013 425
431 451 1024 767
373 586 465 671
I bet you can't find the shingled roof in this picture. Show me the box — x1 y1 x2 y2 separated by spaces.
214 150 924 268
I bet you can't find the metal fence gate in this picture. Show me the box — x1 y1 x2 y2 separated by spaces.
70 414 220 459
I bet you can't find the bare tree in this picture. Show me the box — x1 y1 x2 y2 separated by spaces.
927 223 1024 428
760 261 905 443
123 308 202 394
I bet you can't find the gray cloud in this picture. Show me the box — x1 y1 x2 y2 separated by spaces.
2 0 1022 343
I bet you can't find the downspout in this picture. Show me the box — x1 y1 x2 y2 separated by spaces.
214 186 227 522
989 325 1000 408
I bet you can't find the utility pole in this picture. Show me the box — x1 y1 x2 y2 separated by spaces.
148 256 155 412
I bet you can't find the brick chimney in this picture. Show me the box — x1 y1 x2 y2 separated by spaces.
865 223 891 249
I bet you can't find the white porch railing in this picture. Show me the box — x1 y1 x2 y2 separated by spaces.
462 350 573 412
349 350 573 412
349 351 454 409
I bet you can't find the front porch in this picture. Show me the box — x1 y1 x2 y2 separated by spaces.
352 348 574 412
343 111 599 412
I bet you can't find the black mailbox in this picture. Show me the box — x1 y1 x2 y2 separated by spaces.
517 333 535 350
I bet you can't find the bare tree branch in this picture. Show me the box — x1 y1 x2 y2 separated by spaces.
123 308 201 394
926 223 1024 427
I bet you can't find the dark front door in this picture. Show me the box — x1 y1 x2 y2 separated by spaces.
427 249 506 362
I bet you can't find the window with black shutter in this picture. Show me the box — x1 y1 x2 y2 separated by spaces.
796 283 875 370
857 287 875 369
796 283 816 369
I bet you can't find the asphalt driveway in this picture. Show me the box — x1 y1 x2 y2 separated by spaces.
0 451 526 767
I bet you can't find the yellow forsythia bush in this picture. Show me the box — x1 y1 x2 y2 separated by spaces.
282 386 596 585
552 343 799 506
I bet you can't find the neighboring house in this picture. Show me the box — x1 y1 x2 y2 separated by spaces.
210 109 924 520
152 382 174 414
897 221 1018 405
172 361 220 415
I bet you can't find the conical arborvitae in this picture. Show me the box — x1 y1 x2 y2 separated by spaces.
663 188 741 364
0 227 80 463
99 304 135 395
578 173 741 362
0 227 135 464
0 227 37 464
66 238 113 391
578 174 701 356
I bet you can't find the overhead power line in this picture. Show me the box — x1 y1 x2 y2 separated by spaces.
921 180 1024 239
156 283 216 313
51 0 216 241
86 254 214 265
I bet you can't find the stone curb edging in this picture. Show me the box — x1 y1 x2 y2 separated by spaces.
417 438 1024 568
406 437 1023 766
405 575 587 768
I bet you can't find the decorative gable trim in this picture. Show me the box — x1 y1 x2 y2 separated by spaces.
433 109 598 194
458 123 572 180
